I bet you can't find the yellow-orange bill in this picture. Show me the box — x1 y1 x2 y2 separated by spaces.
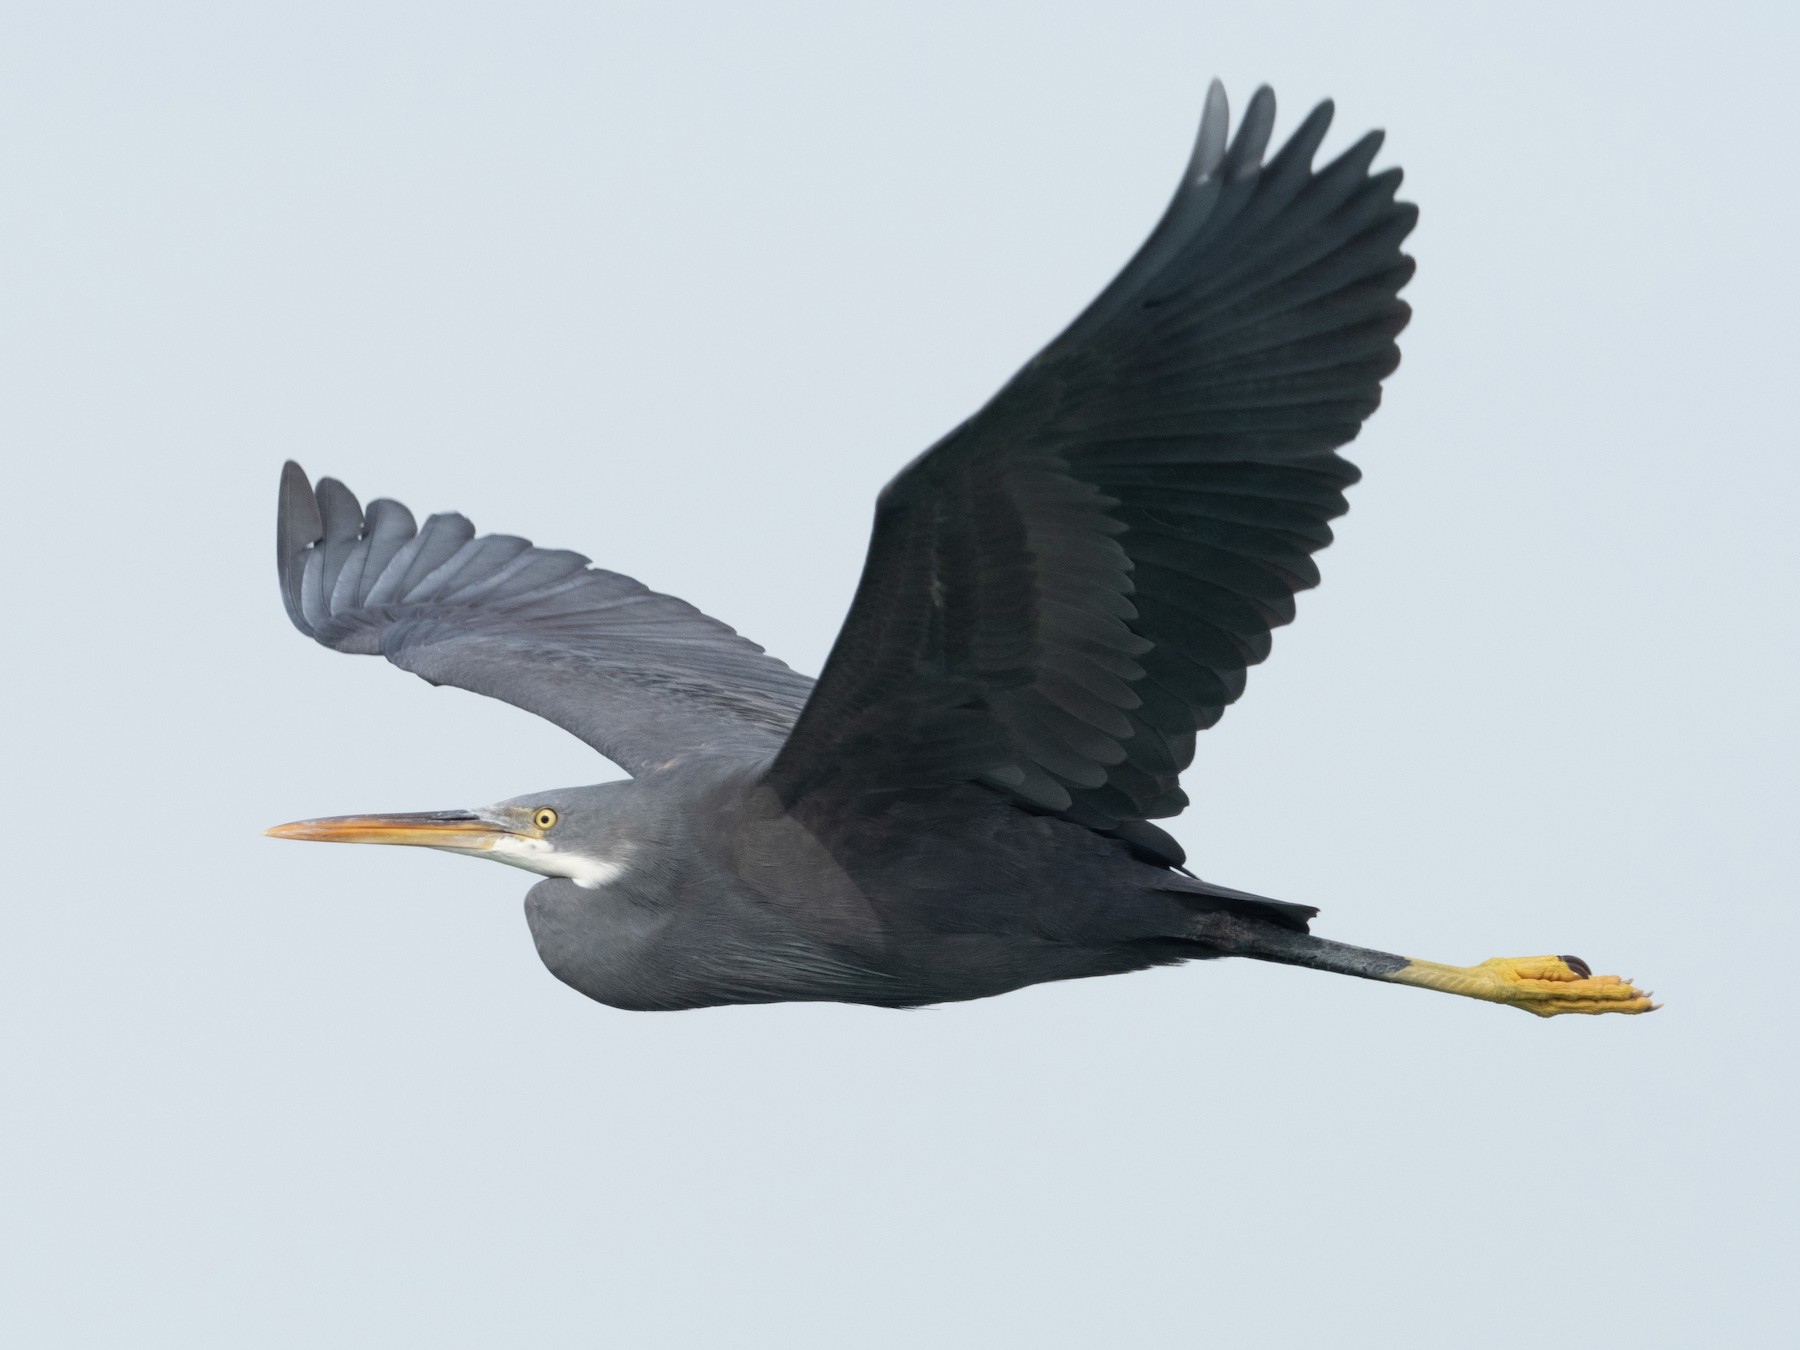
263 811 513 851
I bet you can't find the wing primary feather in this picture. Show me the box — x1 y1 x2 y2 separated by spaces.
1187 79 1231 183
1224 85 1276 179
1045 78 1236 347
313 478 364 605
277 461 324 634
392 513 477 598
767 82 1413 838
349 499 418 606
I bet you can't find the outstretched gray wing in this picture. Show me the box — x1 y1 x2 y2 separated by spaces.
277 462 815 776
768 82 1417 865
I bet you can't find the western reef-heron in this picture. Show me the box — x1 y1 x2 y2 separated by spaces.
268 80 1656 1018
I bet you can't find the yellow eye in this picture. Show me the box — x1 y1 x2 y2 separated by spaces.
532 808 558 831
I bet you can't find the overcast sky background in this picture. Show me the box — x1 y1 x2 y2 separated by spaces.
3 2 1795 1345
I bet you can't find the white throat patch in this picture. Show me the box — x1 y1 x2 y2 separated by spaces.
478 835 633 890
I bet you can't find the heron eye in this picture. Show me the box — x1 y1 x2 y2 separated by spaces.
533 808 558 831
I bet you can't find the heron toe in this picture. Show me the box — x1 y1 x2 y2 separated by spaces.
1470 955 1659 1018
1383 952 1659 1016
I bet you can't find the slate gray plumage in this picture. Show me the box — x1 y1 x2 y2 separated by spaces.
269 83 1656 1018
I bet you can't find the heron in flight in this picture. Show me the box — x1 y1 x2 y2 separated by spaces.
269 81 1655 1018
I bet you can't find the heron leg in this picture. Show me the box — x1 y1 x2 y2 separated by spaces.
1211 921 1657 1018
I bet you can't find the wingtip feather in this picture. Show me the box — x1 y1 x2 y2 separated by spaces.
1290 99 1336 168
1226 84 1277 180
1188 79 1230 183
277 461 323 632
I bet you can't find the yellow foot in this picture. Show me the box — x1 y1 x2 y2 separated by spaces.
1391 954 1659 1018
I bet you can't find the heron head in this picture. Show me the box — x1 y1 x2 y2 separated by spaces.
265 783 635 889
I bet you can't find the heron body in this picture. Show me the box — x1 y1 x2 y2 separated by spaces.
524 768 1316 1012
269 81 1656 1019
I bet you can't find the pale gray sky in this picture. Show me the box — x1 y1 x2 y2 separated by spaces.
2 2 1794 1346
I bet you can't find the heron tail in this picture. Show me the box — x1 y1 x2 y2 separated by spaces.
1158 874 1317 932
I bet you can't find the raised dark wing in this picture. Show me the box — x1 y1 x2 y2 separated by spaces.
277 462 814 776
768 83 1416 862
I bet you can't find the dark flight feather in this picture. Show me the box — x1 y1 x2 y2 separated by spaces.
768 82 1416 865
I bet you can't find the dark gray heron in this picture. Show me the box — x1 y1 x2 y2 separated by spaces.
269 81 1655 1018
